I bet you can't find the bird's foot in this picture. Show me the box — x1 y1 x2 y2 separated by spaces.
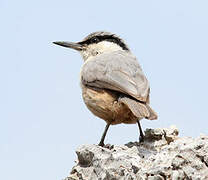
98 142 114 149
98 142 105 147
104 144 114 149
139 135 144 143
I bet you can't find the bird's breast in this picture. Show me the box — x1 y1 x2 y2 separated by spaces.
81 85 138 125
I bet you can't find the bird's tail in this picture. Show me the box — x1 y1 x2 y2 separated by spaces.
119 96 157 120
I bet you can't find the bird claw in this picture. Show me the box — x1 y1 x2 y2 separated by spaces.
139 135 144 143
98 143 114 149
98 142 105 147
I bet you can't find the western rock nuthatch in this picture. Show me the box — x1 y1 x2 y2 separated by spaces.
54 31 157 146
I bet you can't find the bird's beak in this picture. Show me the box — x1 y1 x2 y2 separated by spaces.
53 41 84 51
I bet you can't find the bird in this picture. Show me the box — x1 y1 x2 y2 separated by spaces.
53 31 157 147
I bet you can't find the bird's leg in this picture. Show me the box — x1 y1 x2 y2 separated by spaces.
137 120 144 142
98 122 111 147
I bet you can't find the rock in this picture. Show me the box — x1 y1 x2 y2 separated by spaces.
76 145 94 167
64 126 208 180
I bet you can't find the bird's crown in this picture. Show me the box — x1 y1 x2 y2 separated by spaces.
78 31 129 51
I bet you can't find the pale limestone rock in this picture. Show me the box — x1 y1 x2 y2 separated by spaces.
65 126 208 180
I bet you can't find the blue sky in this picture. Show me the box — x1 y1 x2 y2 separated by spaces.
1 0 208 179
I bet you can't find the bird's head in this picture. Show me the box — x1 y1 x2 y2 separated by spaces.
53 31 129 61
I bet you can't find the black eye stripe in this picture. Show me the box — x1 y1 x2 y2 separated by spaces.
91 37 100 43
79 35 129 51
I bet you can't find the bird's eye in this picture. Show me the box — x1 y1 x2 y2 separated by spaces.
91 37 99 43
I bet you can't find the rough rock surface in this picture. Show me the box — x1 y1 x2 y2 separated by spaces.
65 126 208 180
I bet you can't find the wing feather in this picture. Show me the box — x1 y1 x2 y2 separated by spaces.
81 51 150 102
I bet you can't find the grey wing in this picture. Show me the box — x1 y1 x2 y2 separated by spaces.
81 51 150 102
